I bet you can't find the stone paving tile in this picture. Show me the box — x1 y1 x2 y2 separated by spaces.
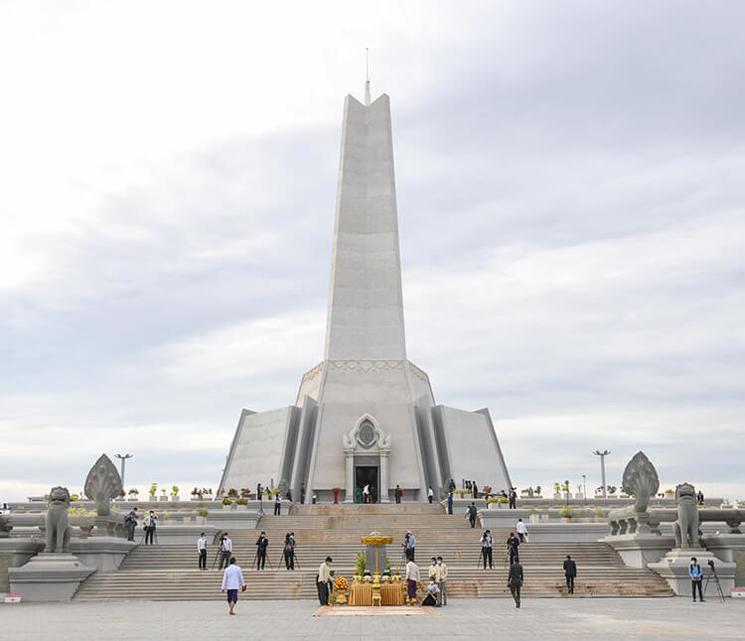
1 598 743 641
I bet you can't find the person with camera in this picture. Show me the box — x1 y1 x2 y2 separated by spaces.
480 529 493 569
197 532 208 570
689 557 705 602
274 493 282 515
220 556 246 615
256 531 269 570
283 532 296 570
403 530 416 562
124 507 138 542
143 510 157 545
218 532 233 570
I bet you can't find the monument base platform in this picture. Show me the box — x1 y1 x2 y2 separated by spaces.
9 553 95 602
602 533 675 568
648 548 736 597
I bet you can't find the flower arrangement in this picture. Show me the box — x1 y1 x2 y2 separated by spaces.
334 576 349 591
227 488 239 498
222 497 233 506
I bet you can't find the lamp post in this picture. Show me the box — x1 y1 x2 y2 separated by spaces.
582 474 587 505
593 450 610 499
115 453 133 489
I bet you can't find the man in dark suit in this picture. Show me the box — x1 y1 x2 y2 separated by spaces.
508 561 524 608
256 531 269 570
506 532 520 564
467 502 478 528
563 555 577 594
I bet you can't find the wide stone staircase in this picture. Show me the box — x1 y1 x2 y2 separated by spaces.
75 504 672 600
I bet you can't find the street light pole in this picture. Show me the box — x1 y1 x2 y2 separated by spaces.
115 453 134 488
593 450 610 499
582 474 587 505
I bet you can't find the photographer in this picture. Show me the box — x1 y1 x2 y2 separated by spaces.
124 507 138 542
480 529 493 569
283 532 296 570
143 510 157 545
403 530 416 562
218 532 232 570
256 531 269 570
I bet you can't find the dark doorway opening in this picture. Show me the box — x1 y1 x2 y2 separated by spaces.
355 466 378 503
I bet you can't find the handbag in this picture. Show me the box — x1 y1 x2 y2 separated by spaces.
240 585 247 592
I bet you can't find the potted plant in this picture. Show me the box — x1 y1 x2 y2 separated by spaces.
559 506 574 521
236 497 248 509
607 485 618 498
534 485 542 498
227 488 239 499
664 488 674 499
159 488 168 502
222 497 233 509
128 488 139 501
553 482 562 500
149 483 158 501
354 552 365 582
196 507 209 523
171 485 180 502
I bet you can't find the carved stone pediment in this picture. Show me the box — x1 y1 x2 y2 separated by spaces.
343 414 391 453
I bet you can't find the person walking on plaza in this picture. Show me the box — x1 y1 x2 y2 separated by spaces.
256 531 269 570
480 529 494 569
509 488 518 509
395 484 403 504
563 555 577 594
427 486 434 504
467 502 478 528
507 532 520 564
516 518 528 543
274 493 281 515
436 556 448 606
124 507 138 541
403 530 416 562
143 510 157 545
689 557 705 602
317 556 333 606
447 491 453 515
405 557 420 605
283 532 296 570
197 532 208 570
219 532 233 570
220 557 246 615
508 560 524 608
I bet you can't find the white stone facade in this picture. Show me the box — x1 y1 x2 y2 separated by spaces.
219 90 511 501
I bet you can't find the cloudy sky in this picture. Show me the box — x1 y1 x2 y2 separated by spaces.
2 1 744 502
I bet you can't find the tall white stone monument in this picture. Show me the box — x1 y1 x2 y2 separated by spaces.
219 83 511 502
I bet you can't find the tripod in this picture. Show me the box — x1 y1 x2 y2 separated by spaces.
252 546 274 571
704 566 726 603
139 527 158 545
278 548 301 570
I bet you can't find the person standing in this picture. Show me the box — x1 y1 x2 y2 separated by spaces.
404 530 416 562
427 486 434 504
219 533 233 570
220 557 246 615
256 531 269 570
405 557 420 605
508 560 524 608
394 485 403 504
283 532 296 570
509 488 518 509
563 555 577 594
467 502 478 528
274 493 281 515
197 532 208 570
124 507 138 542
480 529 494 569
362 484 370 504
143 510 157 545
507 532 520 564
472 482 479 499
516 518 528 543
689 557 705 602
317 556 333 606
447 491 453 515
436 556 448 606
427 557 438 583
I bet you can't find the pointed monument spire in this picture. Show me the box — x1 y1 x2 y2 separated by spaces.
364 48 371 106
323 81 407 361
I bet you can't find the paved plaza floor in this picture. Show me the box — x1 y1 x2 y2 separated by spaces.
2 598 743 641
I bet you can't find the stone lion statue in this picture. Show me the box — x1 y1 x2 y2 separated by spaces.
45 486 72 553
673 482 699 549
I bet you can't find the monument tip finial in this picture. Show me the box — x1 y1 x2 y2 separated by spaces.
364 48 371 106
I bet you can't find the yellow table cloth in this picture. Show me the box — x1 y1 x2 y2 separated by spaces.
349 582 405 606
349 582 372 606
381 582 405 605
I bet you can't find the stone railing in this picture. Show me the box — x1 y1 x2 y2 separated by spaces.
608 508 745 536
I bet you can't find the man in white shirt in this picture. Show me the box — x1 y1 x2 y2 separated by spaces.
516 518 528 543
218 533 233 570
480 529 493 569
427 486 434 504
317 556 333 606
436 556 448 606
220 557 245 615
197 532 208 570
405 558 420 605
362 484 370 503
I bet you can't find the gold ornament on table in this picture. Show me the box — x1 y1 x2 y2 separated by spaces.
334 575 350 605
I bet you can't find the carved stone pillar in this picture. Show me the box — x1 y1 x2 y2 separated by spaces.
379 450 390 503
344 450 355 503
